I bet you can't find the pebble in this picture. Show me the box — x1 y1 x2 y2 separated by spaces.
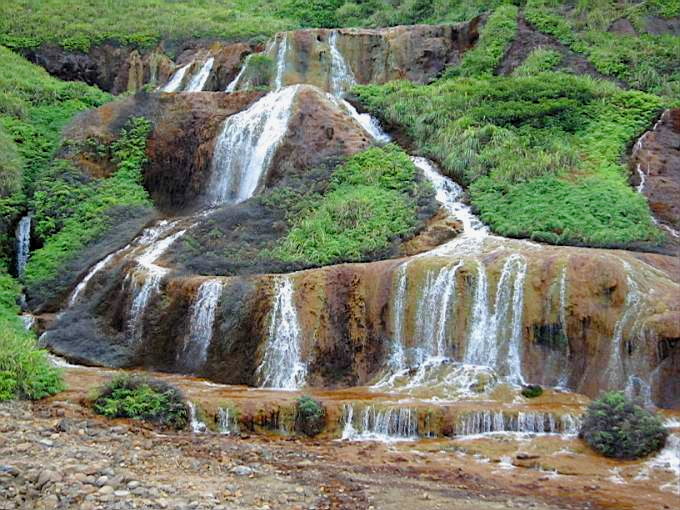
98 485 114 495
231 466 254 477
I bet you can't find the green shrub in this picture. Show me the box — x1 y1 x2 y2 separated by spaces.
579 392 667 459
277 0 344 27
239 54 274 90
0 272 63 401
295 396 326 436
521 384 543 398
93 375 189 430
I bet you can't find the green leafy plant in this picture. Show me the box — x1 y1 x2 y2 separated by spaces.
93 375 189 429
579 392 667 459
521 384 543 398
513 47 562 76
24 117 153 300
295 396 326 436
0 272 63 401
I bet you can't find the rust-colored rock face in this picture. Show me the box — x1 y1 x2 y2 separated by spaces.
630 108 680 239
22 41 254 94
63 90 264 210
268 21 479 91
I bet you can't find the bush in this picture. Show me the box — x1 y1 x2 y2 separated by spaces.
93 375 189 430
579 392 667 459
0 272 63 401
521 384 543 398
295 396 326 436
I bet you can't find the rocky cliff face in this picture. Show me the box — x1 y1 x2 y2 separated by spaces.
630 108 680 241
32 22 680 411
22 41 255 94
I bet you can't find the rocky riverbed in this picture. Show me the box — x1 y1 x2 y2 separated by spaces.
2 374 679 510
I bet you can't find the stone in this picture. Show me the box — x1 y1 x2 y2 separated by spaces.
98 485 114 495
0 465 19 477
231 466 254 477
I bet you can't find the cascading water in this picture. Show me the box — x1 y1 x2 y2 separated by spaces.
411 158 488 237
273 33 289 90
187 402 207 434
185 57 214 92
605 260 643 388
209 85 299 204
218 407 240 435
256 276 307 389
177 280 222 372
341 404 418 441
328 30 355 97
464 254 527 385
161 62 192 92
557 266 571 387
455 410 581 437
15 216 31 276
225 54 252 92
126 229 186 343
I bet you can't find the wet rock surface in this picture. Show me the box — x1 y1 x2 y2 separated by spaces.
630 108 680 242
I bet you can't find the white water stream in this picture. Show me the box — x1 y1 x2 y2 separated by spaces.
15 216 31 276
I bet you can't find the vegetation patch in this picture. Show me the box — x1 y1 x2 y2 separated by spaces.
270 145 433 265
444 3 518 78
0 272 63 401
579 392 667 459
525 0 680 98
24 117 153 302
512 47 562 76
354 72 665 247
521 384 543 398
295 396 326 436
0 45 110 269
93 375 189 430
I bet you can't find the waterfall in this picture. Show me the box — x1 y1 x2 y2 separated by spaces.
209 85 299 205
636 164 647 193
414 261 463 359
225 54 252 92
389 262 409 370
455 410 581 437
15 216 31 276
126 229 186 342
69 220 178 306
161 62 192 92
218 407 240 435
185 57 214 92
273 33 289 90
341 404 418 441
177 280 222 372
328 30 355 96
636 433 680 495
187 402 207 433
411 157 488 236
256 275 306 389
557 266 571 387
606 260 643 387
465 255 527 384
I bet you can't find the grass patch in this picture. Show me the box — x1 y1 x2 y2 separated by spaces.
270 145 432 265
354 72 665 247
444 3 518 78
24 117 153 297
93 375 189 429
579 392 667 459
0 272 63 401
513 47 562 76
525 0 680 98
0 0 297 52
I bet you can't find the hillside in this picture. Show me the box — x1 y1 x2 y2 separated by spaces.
0 3 679 508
